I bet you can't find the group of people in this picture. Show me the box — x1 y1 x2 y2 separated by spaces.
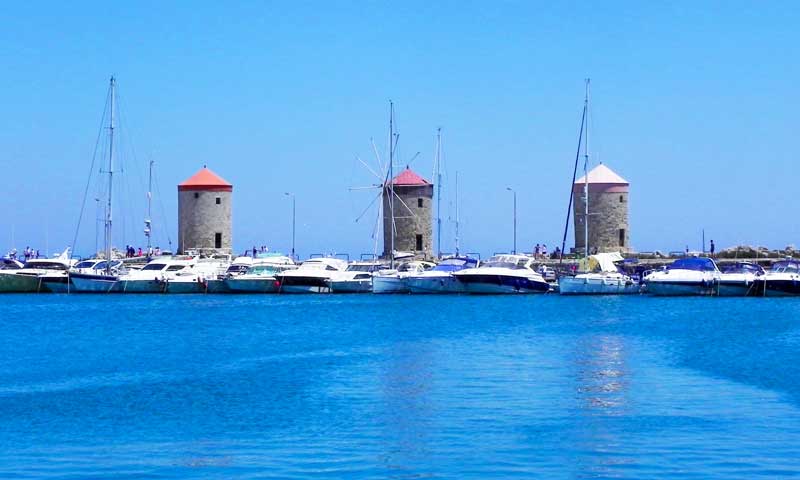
533 243 560 259
248 245 269 257
7 247 41 261
123 245 161 258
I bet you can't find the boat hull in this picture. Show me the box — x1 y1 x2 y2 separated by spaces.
225 278 280 293
646 281 716 296
165 280 208 294
40 275 71 293
70 273 120 293
457 274 549 294
372 276 408 294
407 275 465 294
559 276 640 295
118 279 167 293
0 272 42 293
276 276 331 293
752 279 800 297
328 279 373 293
206 279 230 294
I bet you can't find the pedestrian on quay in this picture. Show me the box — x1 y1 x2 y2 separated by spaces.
542 244 548 258
534 244 541 259
710 239 715 257
138 247 143 257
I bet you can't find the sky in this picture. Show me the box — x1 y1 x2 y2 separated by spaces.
1 1 798 258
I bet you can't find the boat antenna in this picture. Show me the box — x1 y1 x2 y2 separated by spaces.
559 87 587 265
583 78 590 265
435 127 442 259
105 76 116 274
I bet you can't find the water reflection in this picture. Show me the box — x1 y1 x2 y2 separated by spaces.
379 340 435 473
573 332 633 476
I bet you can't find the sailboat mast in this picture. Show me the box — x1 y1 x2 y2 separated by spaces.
583 78 590 262
435 127 442 259
105 76 116 272
389 101 395 269
455 171 460 256
146 159 153 254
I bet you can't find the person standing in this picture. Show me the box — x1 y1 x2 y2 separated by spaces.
710 239 715 257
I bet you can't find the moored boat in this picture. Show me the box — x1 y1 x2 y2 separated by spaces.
716 262 764 296
559 252 639 295
328 261 384 293
452 254 549 294
407 256 479 294
0 258 41 293
225 255 296 293
372 261 435 294
644 257 720 296
752 259 800 297
274 257 349 293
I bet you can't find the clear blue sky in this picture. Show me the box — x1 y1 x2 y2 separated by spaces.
1 1 798 258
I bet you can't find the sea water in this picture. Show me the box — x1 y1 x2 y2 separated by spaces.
0 294 799 479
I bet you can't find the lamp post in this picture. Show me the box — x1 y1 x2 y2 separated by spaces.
507 187 516 254
284 192 296 260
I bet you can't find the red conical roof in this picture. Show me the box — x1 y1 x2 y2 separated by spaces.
387 167 430 186
178 167 232 192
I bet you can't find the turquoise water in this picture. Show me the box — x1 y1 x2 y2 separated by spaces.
1 294 799 478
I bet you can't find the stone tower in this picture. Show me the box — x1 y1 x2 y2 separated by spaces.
383 167 434 259
178 166 233 255
573 163 630 254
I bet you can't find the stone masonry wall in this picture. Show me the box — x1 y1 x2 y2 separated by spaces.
178 190 232 254
382 184 433 259
572 188 630 254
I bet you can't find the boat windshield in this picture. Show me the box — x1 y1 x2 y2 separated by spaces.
433 258 478 271
22 262 67 271
226 264 249 274
721 262 765 274
166 265 186 272
482 255 530 270
346 264 381 272
142 263 167 271
770 261 800 273
667 257 718 272
248 265 279 275
75 261 98 269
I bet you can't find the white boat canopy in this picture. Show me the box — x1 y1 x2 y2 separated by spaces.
588 252 625 273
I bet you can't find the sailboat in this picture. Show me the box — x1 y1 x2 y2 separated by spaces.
559 79 639 295
70 77 126 293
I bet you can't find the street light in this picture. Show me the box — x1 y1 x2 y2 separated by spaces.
506 187 516 255
284 192 296 260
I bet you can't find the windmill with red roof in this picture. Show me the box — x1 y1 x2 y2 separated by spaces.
177 166 233 254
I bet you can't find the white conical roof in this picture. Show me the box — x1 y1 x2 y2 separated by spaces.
574 163 628 185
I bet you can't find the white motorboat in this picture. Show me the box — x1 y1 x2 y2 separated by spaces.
753 259 800 297
559 252 640 295
452 254 549 294
644 257 720 296
165 255 232 293
225 255 297 293
0 258 40 293
15 250 77 293
69 259 127 293
372 261 436 294
407 257 479 294
274 257 349 293
716 262 764 296
116 256 197 293
328 261 384 293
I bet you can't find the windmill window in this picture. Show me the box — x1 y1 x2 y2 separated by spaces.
216 197 221 205
194 192 199 199
418 198 424 208
619 228 625 247
215 233 222 249
415 234 423 251
619 195 624 203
